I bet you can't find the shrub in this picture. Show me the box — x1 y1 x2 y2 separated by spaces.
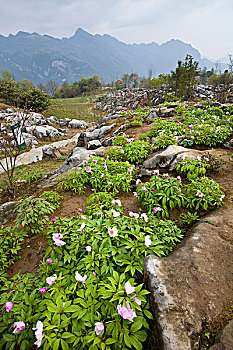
39 191 63 209
136 173 184 217
185 177 225 210
175 157 210 180
104 146 125 161
14 196 57 235
153 133 178 150
123 140 150 164
58 156 135 194
0 226 26 283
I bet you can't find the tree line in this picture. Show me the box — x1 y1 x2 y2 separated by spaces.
1 54 233 109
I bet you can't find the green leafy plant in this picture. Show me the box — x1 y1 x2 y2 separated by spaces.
185 177 225 210
123 140 150 164
0 209 182 350
19 166 46 184
40 191 63 209
136 174 184 217
86 191 124 214
175 157 210 180
58 156 135 194
153 133 178 150
0 226 26 283
104 146 125 161
179 212 199 228
112 135 129 147
14 196 57 235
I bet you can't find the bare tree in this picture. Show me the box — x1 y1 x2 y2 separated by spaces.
0 108 31 198
228 53 233 74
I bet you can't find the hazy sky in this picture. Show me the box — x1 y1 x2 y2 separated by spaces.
0 0 232 59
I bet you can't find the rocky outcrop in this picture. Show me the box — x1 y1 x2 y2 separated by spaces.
210 320 233 350
0 201 18 225
144 207 233 350
141 145 202 173
77 123 116 147
51 146 108 174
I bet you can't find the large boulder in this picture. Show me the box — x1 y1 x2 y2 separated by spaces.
210 320 233 350
77 123 116 147
87 140 102 150
68 119 88 129
0 201 18 225
144 207 233 350
52 146 108 174
142 145 202 171
32 125 64 139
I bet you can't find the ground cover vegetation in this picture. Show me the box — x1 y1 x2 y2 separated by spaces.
0 76 232 349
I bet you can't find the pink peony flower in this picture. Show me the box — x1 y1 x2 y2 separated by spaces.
111 209 120 217
53 239 66 247
129 211 139 219
95 322 104 336
108 227 118 237
154 207 162 213
133 192 139 199
132 295 142 305
125 281 135 295
38 287 48 293
78 208 82 213
117 302 137 322
153 170 159 176
177 176 182 182
46 274 57 286
80 222 86 231
85 166 91 173
52 233 63 240
46 259 52 264
219 195 225 202
32 320 43 347
128 167 133 175
145 235 151 247
50 218 56 222
196 190 204 198
112 199 122 207
75 272 87 283
5 302 13 313
13 321 25 333
141 186 148 192
141 213 148 222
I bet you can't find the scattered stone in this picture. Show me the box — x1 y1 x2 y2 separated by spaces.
0 201 18 225
77 123 116 147
155 106 178 118
47 115 58 124
51 146 108 174
144 207 233 350
42 145 61 158
87 140 102 150
68 119 88 129
32 125 64 139
101 137 113 147
223 138 233 149
142 145 202 171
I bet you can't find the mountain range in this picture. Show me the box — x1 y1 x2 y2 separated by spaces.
0 28 223 85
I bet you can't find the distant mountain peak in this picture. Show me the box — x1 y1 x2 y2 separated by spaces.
0 28 219 85
72 27 93 38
